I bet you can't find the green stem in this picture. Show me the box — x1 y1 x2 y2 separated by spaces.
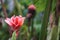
50 0 60 39
31 18 34 37
29 18 34 40
50 16 59 40
39 0 53 40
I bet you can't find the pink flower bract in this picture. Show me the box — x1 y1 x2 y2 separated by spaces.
28 4 36 10
5 15 25 31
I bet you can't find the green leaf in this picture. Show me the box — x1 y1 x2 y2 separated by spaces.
11 31 16 40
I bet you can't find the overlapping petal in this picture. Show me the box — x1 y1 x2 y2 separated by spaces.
5 15 25 31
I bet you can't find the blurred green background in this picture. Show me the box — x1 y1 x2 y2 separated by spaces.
0 0 59 40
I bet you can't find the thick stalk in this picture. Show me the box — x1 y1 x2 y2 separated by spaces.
39 0 53 40
50 0 60 40
31 18 34 38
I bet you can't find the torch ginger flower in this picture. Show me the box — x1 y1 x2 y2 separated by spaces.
5 15 25 37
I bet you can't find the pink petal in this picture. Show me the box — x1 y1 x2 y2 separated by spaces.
15 17 25 28
11 15 15 22
14 16 19 25
28 4 36 10
18 17 25 26
5 18 12 27
10 15 16 27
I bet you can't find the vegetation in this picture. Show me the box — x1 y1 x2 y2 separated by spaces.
0 0 59 40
